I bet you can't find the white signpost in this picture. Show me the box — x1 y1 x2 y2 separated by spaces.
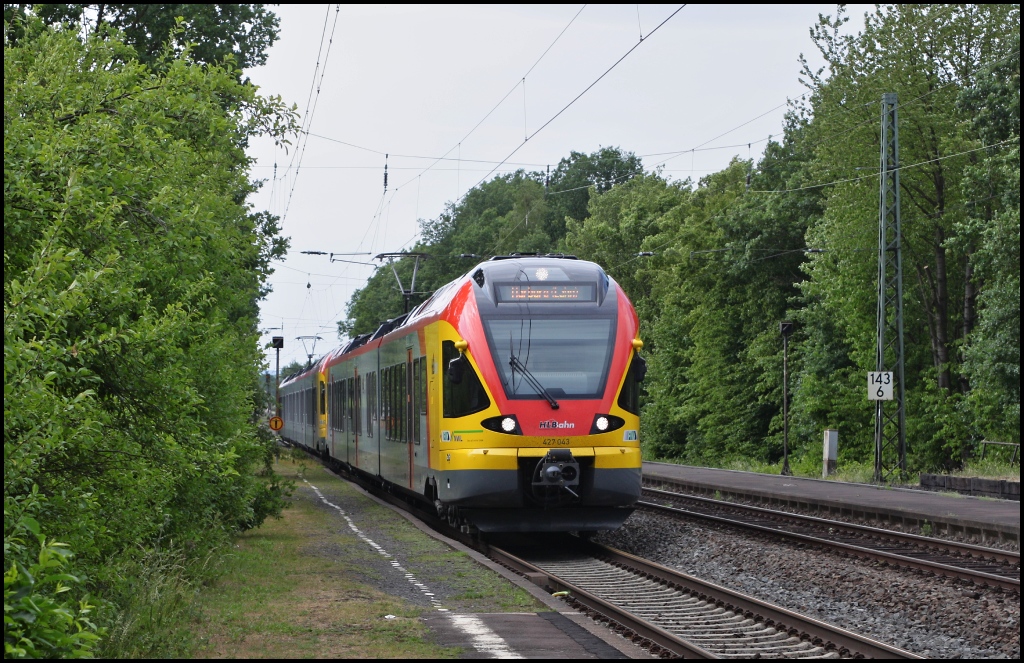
868 371 894 401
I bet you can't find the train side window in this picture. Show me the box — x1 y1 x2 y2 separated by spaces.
390 367 397 441
340 379 346 431
366 372 375 437
617 353 643 415
418 357 427 414
330 380 336 431
339 378 345 431
381 368 388 439
346 377 352 433
412 357 425 443
354 375 361 436
395 364 403 442
442 340 490 418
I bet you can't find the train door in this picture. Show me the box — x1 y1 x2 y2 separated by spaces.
426 325 440 479
353 371 360 468
317 373 328 451
407 349 415 488
412 353 428 492
327 374 334 458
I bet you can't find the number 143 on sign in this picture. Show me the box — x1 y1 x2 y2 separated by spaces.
868 372 893 401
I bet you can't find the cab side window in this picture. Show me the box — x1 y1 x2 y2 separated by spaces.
442 340 490 418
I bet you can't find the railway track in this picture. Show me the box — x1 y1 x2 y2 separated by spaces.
487 537 919 658
639 487 1020 594
296 447 924 658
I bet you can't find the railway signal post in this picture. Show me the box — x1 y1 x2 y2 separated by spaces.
272 336 284 417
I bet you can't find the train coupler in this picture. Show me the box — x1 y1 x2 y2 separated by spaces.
533 448 581 494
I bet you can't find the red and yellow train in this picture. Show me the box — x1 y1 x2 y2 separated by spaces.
278 254 645 532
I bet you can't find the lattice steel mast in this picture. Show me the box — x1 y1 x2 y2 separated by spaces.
874 92 907 482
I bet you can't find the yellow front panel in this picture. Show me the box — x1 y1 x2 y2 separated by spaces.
593 446 642 469
441 447 518 471
518 447 594 458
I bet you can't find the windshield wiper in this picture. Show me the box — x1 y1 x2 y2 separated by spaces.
509 352 559 410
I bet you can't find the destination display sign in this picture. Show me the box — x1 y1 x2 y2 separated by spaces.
496 282 596 303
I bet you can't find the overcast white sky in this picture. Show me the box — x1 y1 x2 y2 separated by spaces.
247 4 868 369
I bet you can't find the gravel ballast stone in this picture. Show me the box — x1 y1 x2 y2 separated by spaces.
596 510 1020 659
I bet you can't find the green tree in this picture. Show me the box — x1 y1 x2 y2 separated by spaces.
5 4 280 73
956 35 1020 443
795 4 1019 466
546 146 644 237
5 18 295 656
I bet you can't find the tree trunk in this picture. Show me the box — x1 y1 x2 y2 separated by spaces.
933 226 952 390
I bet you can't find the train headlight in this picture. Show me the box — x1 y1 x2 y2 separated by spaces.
590 413 625 435
481 414 522 435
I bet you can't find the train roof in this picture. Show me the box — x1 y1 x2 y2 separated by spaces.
280 254 613 385
398 253 610 331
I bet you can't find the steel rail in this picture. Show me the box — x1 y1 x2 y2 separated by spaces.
645 487 1020 565
490 540 920 659
639 490 1019 593
487 544 718 659
593 543 921 659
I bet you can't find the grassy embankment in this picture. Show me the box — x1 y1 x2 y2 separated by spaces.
708 455 1020 484
178 453 541 658
641 449 1020 485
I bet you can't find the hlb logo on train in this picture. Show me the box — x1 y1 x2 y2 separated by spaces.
539 420 575 430
441 430 464 442
623 430 638 441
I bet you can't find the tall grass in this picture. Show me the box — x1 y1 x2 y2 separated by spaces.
96 546 224 658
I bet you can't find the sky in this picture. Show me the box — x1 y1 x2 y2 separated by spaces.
247 4 869 370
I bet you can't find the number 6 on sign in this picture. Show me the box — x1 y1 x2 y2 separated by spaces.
868 372 893 401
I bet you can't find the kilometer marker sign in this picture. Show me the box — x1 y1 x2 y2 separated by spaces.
868 372 893 401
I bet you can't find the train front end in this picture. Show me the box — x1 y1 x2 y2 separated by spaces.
435 256 644 532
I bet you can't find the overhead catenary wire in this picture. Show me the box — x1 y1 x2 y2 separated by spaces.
472 5 688 192
359 5 591 257
389 4 589 197
749 137 1019 195
281 5 342 223
602 162 1019 276
287 19 1018 228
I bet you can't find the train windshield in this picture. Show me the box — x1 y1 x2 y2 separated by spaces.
482 317 615 399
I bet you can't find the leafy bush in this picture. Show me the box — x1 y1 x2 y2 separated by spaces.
4 517 104 659
4 17 296 656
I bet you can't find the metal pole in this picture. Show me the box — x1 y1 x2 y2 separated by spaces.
782 332 792 476
272 336 284 418
780 321 793 476
874 92 907 483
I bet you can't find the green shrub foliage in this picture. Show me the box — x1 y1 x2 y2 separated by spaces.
4 18 296 657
